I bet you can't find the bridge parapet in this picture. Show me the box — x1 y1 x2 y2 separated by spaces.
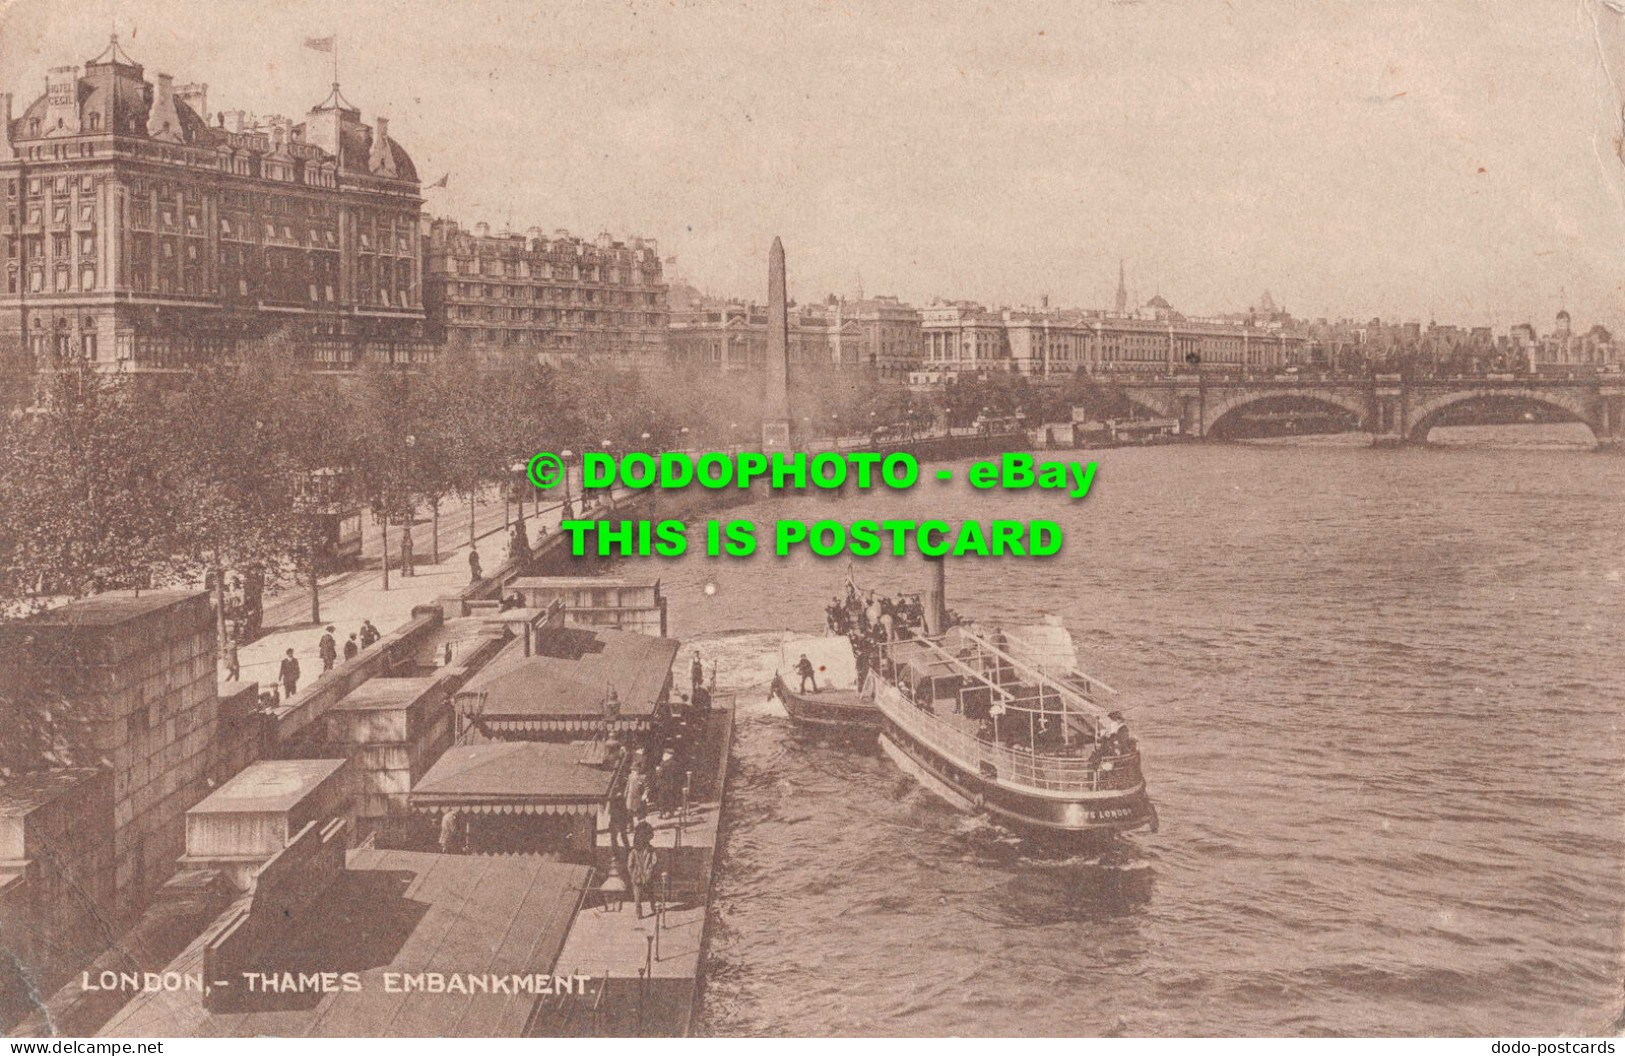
1109 374 1620 446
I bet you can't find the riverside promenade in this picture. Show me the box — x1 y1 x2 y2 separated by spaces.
234 478 610 695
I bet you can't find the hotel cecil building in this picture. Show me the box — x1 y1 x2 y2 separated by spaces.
0 38 428 398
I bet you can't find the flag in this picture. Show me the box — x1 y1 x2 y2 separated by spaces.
304 36 335 53
428 173 449 189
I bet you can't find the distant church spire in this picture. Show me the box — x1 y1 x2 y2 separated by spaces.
1115 259 1128 316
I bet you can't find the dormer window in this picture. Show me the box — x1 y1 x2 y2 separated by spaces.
89 114 101 131
29 119 40 136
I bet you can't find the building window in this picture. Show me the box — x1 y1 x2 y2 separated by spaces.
80 268 95 290
79 234 95 255
52 204 67 224
78 203 93 223
55 267 69 291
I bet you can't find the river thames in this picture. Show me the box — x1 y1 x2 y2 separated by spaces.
618 428 1624 1036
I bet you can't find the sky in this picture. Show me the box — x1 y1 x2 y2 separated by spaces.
3 0 1624 332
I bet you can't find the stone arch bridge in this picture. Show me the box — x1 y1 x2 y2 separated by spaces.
1113 374 1625 446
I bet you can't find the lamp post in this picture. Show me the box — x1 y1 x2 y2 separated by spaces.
509 458 529 528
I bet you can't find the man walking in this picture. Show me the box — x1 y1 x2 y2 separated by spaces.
279 649 301 698
318 626 338 673
468 547 483 583
796 653 818 694
399 525 415 577
359 619 379 650
343 633 359 661
690 653 705 694
223 635 241 682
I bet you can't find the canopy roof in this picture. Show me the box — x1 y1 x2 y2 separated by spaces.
411 742 614 814
458 627 677 720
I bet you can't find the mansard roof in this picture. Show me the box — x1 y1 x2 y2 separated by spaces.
8 42 418 187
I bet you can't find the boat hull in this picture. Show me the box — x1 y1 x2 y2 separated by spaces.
879 713 1157 836
771 674 881 730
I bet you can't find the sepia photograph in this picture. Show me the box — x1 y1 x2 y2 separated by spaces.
0 0 1622 1042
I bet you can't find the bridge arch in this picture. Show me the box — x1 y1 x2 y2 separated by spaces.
1204 387 1369 437
1405 387 1595 442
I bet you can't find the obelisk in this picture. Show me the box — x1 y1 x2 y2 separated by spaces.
761 236 792 451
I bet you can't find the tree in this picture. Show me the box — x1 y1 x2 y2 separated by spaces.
0 363 183 605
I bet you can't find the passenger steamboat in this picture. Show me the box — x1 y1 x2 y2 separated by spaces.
854 561 1159 838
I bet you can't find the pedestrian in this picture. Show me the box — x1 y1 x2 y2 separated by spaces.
692 683 712 715
359 619 380 649
690 653 704 693
399 525 415 577
343 633 359 661
468 547 482 583
318 625 337 672
224 636 241 682
796 653 818 693
608 781 631 854
443 640 454 667
628 826 658 919
655 750 679 818
625 751 647 820
279 648 301 698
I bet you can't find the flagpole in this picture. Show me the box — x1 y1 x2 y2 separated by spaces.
333 32 339 88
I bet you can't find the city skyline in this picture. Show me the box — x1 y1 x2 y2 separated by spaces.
2 0 1622 332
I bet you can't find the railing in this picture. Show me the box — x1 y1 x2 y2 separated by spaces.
875 681 1141 794
964 625 1118 703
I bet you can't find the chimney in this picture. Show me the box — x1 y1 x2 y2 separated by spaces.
174 82 207 121
474 221 490 238
146 73 182 141
368 116 397 176
221 109 246 133
304 100 342 163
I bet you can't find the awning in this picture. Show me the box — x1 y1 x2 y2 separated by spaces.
410 799 601 816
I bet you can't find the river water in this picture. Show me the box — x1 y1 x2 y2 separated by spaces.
616 427 1625 1037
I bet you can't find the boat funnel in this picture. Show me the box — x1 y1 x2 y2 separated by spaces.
923 556 948 636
